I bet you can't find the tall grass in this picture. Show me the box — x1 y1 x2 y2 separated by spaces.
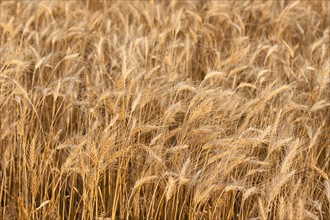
0 0 329 219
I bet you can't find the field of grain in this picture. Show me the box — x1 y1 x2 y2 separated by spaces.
0 0 329 219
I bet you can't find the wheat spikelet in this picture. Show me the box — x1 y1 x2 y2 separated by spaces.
270 171 296 202
264 45 278 65
224 184 245 193
311 164 329 181
133 175 158 192
149 133 163 146
202 71 225 84
30 170 37 198
236 82 257 91
278 196 285 220
262 85 291 103
280 139 300 174
163 102 183 124
178 157 190 186
165 176 176 201
187 99 213 124
308 121 325 149
106 146 131 163
141 145 164 166
194 185 215 205
62 139 87 172
290 178 301 201
242 187 258 202
2 146 11 169
258 198 267 220
175 82 197 94
166 144 189 153
130 91 141 114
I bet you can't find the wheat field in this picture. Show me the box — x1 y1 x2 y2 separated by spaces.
0 0 329 219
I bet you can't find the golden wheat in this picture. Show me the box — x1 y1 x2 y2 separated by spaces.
0 0 329 219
